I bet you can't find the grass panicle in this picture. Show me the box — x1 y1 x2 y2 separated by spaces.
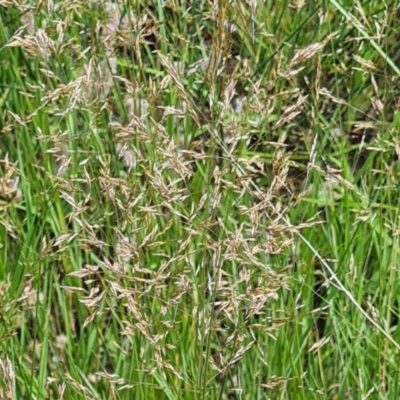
1 0 400 398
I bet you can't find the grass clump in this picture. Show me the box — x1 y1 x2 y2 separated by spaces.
1 0 400 399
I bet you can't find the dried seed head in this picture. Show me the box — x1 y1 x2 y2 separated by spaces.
20 11 35 35
0 176 22 203
0 357 15 400
116 142 136 171
102 0 121 50
124 97 149 119
84 56 117 101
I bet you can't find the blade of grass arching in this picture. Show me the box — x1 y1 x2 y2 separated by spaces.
328 0 400 77
312 155 399 394
298 232 400 352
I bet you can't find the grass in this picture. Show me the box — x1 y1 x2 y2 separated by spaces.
1 0 400 398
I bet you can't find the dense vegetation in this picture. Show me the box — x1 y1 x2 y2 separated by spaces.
1 0 400 398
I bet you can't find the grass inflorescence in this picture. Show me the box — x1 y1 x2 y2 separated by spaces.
1 0 400 399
